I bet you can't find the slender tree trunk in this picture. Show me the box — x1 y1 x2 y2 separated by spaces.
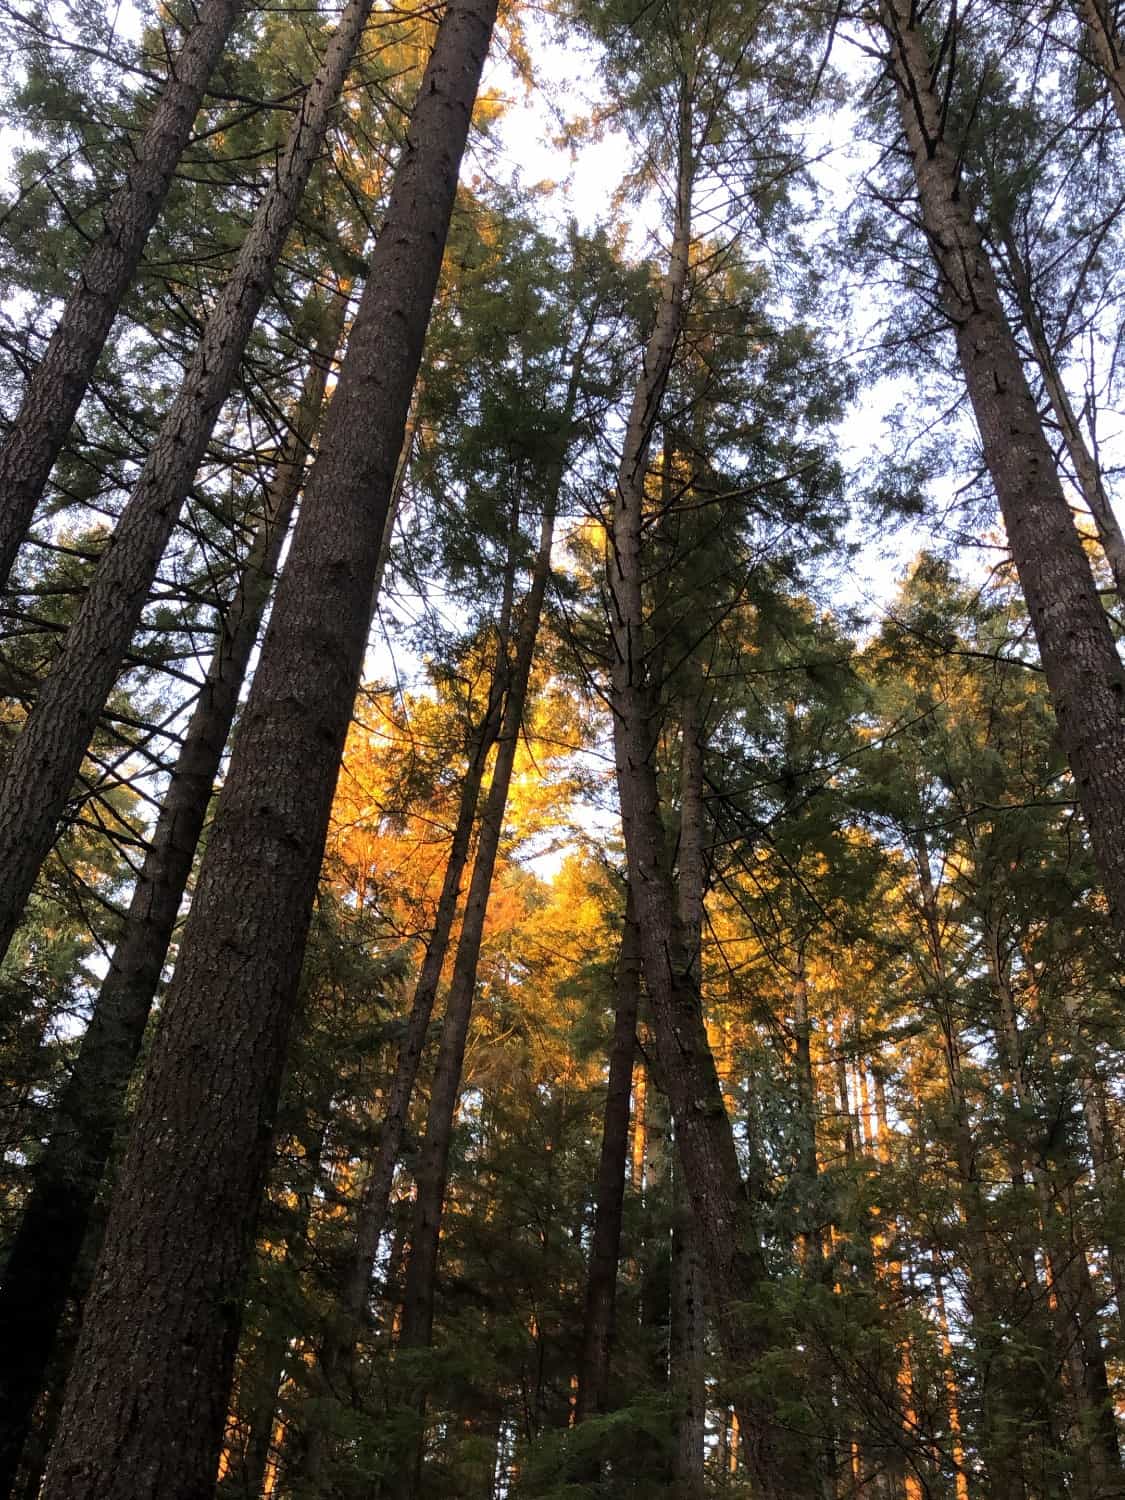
294 646 509 1492
670 1194 707 1499
0 0 244 590
638 1083 673 1408
397 494 558 1379
1061 995 1125 1352
220 1127 326 1500
1074 0 1125 132
794 964 839 1500
911 841 1033 1500
793 956 822 1266
0 0 387 977
931 1257 971 1500
671 677 707 1500
0 281 346 1500
574 896 641 1427
984 920 1121 1496
36 6 498 1495
999 226 1125 601
880 0 1125 945
606 81 809 1499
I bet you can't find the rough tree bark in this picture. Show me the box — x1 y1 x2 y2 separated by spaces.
1074 0 1125 132
998 226 1125 602
0 0 244 590
37 4 498 1495
0 0 386 977
879 0 1125 944
0 281 347 1500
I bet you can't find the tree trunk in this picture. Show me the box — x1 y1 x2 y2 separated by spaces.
880 0 1125 946
294 633 509 1492
670 676 707 1500
574 895 640 1426
1061 996 1125 1353
0 0 244 590
0 0 386 976
396 493 557 1379
1074 0 1125 132
998 225 1125 601
607 76 820 1489
931 1257 971 1500
670 1192 707 1500
36 5 498 1495
0 281 346 1500
984 919 1121 1496
911 839 1033 1500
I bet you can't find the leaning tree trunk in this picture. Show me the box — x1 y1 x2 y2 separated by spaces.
999 225 1125 602
878 0 1125 945
37 5 498 1496
0 0 244 591
1073 0 1125 132
0 281 347 1500
606 82 810 1500
396 495 558 1391
0 0 387 979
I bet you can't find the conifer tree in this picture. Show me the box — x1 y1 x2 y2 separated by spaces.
0 278 350 1500
37 3 499 1493
0 0 245 590
872 0 1125 946
0 0 413 978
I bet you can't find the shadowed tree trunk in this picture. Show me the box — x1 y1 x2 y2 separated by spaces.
998 225 1125 602
879 0 1125 946
671 676 707 1500
395 494 559 1497
575 896 641 1428
0 279 348 1500
910 837 1035 1500
36 5 498 1494
605 75 812 1499
0 0 244 590
291 591 513 1494
0 0 388 978
983 916 1122 1497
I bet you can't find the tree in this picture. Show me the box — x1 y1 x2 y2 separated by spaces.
0 0 420 978
0 277 350 1499
37 3 499 1493
0 0 245 590
870 0 1125 947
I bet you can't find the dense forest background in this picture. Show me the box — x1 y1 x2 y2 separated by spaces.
0 0 1124 1495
